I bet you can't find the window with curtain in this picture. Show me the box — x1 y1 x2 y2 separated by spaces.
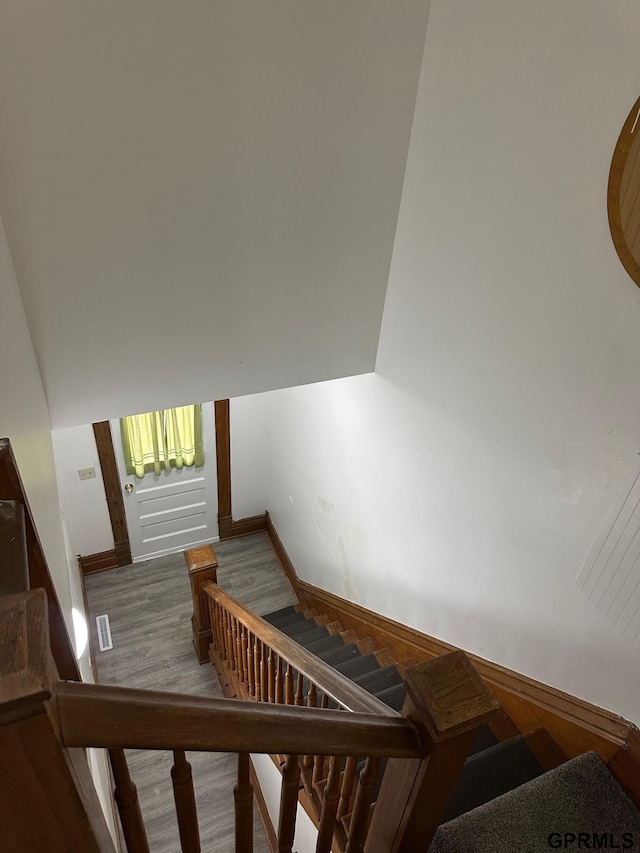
120 404 205 479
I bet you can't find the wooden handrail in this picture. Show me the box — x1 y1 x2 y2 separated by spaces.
57 681 422 758
0 590 115 851
0 438 79 681
203 581 396 716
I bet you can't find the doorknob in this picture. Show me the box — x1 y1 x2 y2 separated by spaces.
124 483 134 494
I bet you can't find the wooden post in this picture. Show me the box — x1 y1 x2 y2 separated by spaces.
364 650 500 853
185 544 218 663
0 589 116 852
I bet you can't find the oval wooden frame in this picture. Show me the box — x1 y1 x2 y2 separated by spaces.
608 95 640 288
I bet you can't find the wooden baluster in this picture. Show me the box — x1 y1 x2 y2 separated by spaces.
285 662 294 705
275 655 284 704
313 693 330 785
337 756 358 820
231 617 240 672
225 610 234 664
110 748 151 853
294 673 304 707
268 649 276 703
247 632 256 698
227 613 236 669
209 600 220 657
237 623 247 684
253 638 262 700
171 750 200 853
277 754 300 853
316 756 342 853
260 643 268 701
242 626 251 688
235 753 254 853
345 757 380 853
303 684 318 768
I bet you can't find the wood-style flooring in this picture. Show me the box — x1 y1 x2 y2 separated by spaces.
85 532 297 852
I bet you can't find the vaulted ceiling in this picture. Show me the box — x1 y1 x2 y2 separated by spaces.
0 1 430 427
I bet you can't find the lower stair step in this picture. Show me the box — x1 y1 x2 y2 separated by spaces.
262 604 299 622
442 734 545 824
375 682 407 713
318 643 362 668
353 664 403 696
430 751 640 853
303 634 345 656
286 623 330 645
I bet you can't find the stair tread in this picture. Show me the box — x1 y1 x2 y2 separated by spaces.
319 643 363 667
353 664 403 695
279 619 326 640
469 726 499 757
334 653 381 679
265 611 308 629
442 734 544 824
374 682 407 713
263 604 299 622
303 634 345 655
289 624 331 645
431 752 640 853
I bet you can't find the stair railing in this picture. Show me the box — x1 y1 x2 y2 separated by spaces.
202 581 500 852
2 586 498 853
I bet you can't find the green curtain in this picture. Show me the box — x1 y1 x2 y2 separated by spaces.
120 404 204 478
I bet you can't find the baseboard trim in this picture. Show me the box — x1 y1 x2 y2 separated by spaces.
298 579 638 763
264 517 640 806
250 758 277 853
265 511 299 598
78 549 119 575
219 513 268 541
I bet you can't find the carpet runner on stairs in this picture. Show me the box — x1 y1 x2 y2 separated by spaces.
429 751 640 852
262 605 640 850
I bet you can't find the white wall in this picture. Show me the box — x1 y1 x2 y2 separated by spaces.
52 425 114 557
231 394 269 519
0 0 430 429
0 215 75 635
251 754 318 853
248 0 640 725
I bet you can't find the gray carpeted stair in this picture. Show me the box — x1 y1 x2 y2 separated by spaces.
262 606 640 849
429 751 640 852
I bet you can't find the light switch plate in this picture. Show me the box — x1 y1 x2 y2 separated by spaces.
78 467 96 481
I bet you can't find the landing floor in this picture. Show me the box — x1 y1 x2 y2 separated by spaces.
85 532 297 853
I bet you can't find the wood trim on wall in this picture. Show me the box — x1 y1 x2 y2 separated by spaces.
265 511 299 597
78 549 119 575
214 400 232 521
215 398 267 541
92 421 132 566
250 759 277 853
219 513 268 541
264 515 640 807
0 438 80 682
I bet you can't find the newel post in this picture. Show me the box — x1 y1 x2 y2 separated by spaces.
0 589 115 851
185 544 219 663
365 650 499 853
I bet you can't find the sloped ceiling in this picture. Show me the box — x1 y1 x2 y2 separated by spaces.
0 1 430 427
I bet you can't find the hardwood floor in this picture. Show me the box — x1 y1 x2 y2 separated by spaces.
85 532 297 852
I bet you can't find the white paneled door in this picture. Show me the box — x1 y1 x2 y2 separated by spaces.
110 401 218 561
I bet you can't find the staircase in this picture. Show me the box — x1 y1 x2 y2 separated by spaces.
208 591 640 852
3 424 640 853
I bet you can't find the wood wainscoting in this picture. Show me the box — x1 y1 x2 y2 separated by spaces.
264 515 640 809
78 549 120 575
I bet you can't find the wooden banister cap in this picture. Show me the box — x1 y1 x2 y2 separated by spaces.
404 650 500 743
0 588 51 715
184 544 218 573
